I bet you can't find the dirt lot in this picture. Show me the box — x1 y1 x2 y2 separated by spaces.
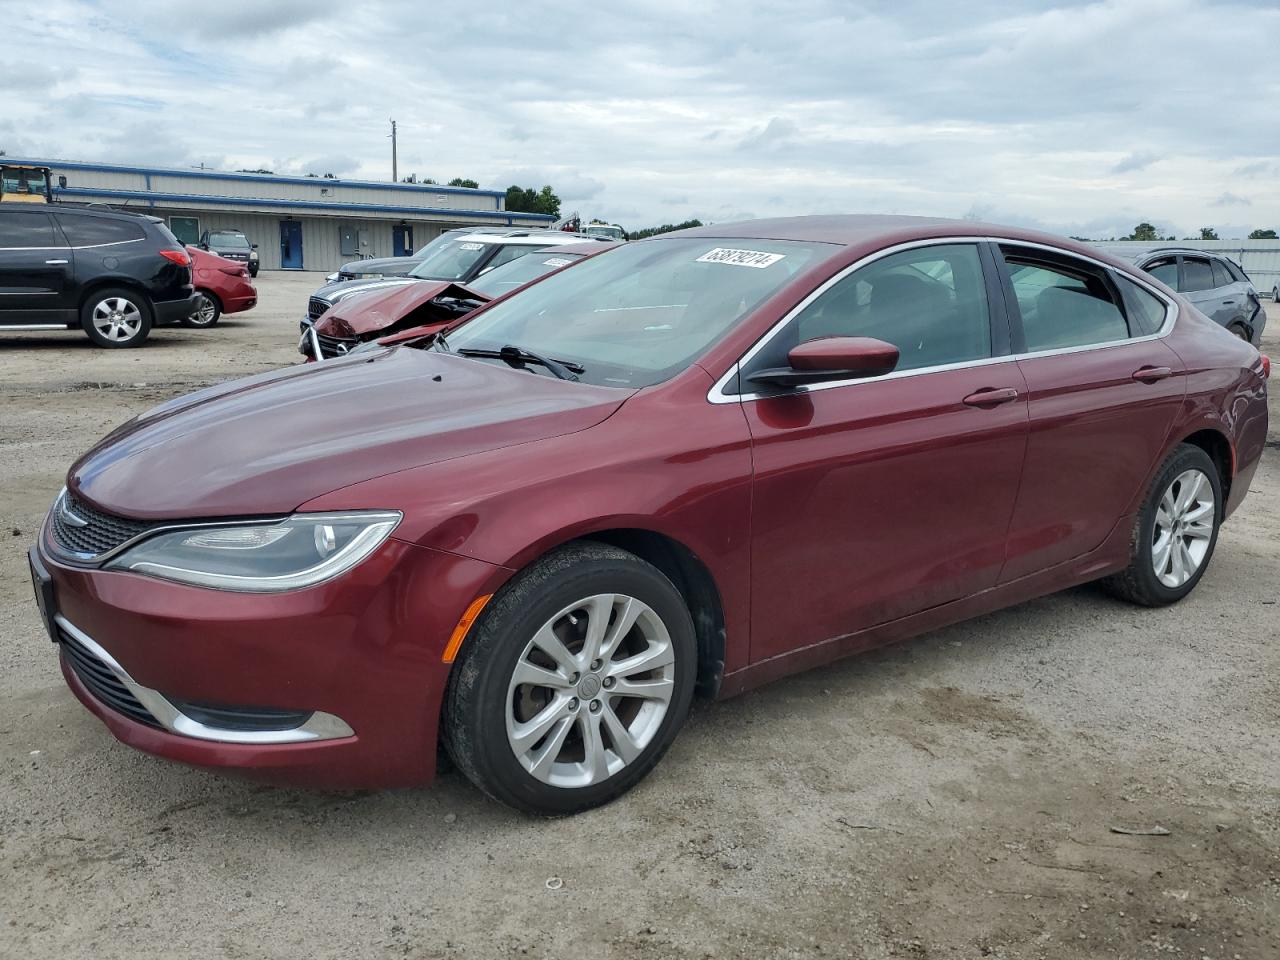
1 275 1277 959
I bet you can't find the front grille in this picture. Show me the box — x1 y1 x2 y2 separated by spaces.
50 491 163 560
59 626 162 729
307 296 330 320
316 332 359 358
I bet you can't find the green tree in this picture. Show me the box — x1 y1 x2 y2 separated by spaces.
1248 228 1277 240
505 184 561 218
1199 226 1219 240
1126 222 1160 241
237 167 274 174
448 177 480 189
628 219 704 241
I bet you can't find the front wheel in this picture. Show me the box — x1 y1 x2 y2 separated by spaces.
81 288 152 347
444 543 697 815
182 291 221 328
1102 444 1222 606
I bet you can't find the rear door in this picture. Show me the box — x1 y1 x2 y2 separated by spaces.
1209 257 1250 331
739 241 1029 662
1179 255 1230 326
996 245 1185 581
0 208 74 324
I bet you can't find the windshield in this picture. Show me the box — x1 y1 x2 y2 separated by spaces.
585 225 624 240
446 237 830 387
408 236 495 280
209 231 250 249
2 166 49 196
467 249 587 297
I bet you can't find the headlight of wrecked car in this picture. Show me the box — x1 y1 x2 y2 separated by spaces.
105 512 401 592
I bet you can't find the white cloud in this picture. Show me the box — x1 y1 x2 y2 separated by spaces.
3 0 1278 237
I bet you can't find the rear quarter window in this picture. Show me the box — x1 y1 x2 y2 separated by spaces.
55 215 146 247
1114 274 1169 336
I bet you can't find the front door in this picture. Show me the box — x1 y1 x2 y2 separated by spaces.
0 209 74 323
393 224 413 257
739 242 1029 663
279 220 303 269
994 244 1186 581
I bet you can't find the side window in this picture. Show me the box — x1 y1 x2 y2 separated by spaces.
1181 257 1215 293
1224 259 1248 283
1210 259 1233 288
478 244 536 274
760 243 991 375
1002 252 1129 351
1114 274 1169 336
0 212 59 248
54 215 145 247
1144 257 1179 290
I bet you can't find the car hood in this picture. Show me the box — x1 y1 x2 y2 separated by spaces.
339 256 421 275
313 275 424 305
68 349 632 521
315 281 489 338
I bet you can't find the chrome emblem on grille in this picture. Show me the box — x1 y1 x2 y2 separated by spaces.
59 496 89 528
335 342 350 355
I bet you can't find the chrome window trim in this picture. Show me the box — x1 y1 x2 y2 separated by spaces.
706 235 1178 405
0 238 144 252
55 615 354 744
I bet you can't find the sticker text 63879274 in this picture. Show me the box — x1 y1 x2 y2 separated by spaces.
695 247 786 269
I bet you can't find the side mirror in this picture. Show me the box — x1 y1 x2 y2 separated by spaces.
251 243 259 250
748 336 899 388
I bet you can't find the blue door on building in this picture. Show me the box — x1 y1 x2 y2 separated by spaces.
279 220 303 269
393 224 413 257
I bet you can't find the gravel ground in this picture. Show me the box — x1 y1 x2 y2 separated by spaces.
1 275 1277 959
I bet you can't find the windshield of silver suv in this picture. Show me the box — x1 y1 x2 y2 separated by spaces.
444 237 829 388
408 236 497 281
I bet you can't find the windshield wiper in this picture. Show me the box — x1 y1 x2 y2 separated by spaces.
457 344 583 381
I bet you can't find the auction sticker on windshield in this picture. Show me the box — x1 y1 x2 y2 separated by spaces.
696 248 786 268
543 257 572 267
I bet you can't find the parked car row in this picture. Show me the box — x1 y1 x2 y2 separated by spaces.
300 230 616 359
0 204 258 347
33 214 1269 815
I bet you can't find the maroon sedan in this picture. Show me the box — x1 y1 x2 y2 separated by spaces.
30 216 1269 814
184 244 257 328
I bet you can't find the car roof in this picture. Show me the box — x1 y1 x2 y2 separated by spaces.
537 240 621 256
454 231 602 246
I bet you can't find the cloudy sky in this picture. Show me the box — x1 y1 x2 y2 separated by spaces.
4 0 1279 237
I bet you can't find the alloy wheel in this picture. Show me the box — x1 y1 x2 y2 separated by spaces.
91 296 143 342
1151 468 1215 588
192 294 217 325
505 593 675 788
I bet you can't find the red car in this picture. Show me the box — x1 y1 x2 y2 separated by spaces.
300 241 616 360
30 216 1269 814
184 244 257 328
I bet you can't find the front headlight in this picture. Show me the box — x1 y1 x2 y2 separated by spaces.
105 512 401 592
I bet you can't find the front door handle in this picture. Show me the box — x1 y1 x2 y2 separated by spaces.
962 387 1020 407
45 259 69 265
1132 366 1173 383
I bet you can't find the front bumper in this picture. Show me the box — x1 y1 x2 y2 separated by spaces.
34 535 509 788
154 293 201 326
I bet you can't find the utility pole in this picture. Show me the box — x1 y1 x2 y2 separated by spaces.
389 119 398 183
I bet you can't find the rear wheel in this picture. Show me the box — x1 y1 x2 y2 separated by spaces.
182 291 221 328
1102 444 1221 606
1227 321 1249 341
81 288 152 347
444 543 696 815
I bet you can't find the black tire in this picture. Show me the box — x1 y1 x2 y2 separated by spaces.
182 291 221 328
249 264 259 278
1101 444 1222 607
80 287 152 348
443 542 697 815
1227 321 1249 342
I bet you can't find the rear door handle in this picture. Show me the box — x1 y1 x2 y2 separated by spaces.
1132 366 1173 383
45 259 69 265
962 387 1020 407
1222 298 1237 305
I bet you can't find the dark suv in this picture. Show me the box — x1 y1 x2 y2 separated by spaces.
199 228 259 277
1106 246 1267 346
0 205 198 347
